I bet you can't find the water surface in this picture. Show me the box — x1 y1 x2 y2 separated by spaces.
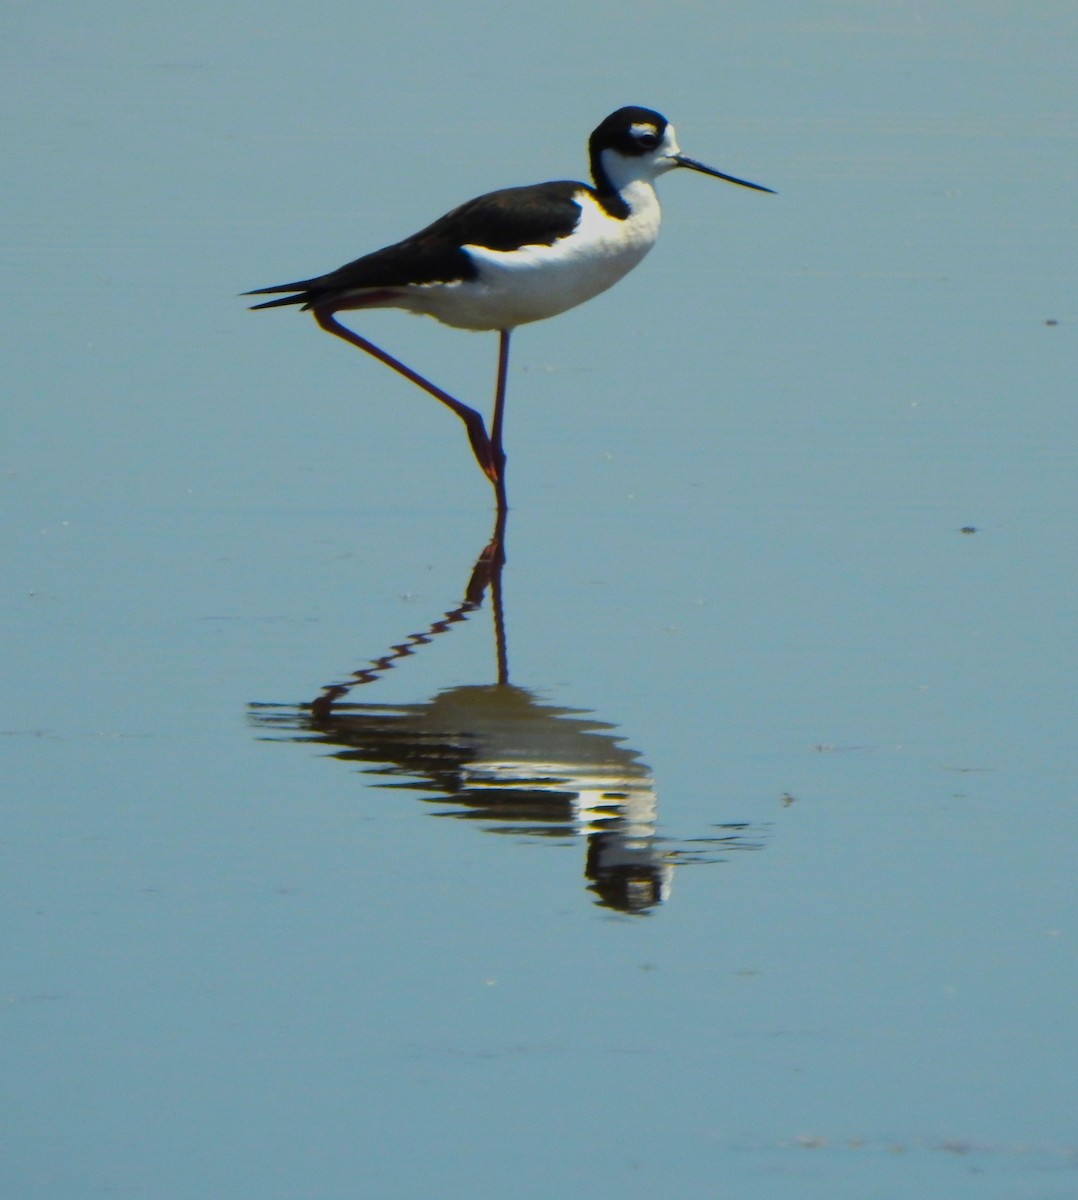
3 3 1076 1197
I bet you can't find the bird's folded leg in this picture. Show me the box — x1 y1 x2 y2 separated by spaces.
313 307 497 481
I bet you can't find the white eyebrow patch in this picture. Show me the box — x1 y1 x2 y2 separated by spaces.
629 122 658 139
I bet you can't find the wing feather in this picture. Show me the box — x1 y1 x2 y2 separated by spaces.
247 181 587 310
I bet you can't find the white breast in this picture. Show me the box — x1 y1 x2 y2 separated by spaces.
405 183 663 331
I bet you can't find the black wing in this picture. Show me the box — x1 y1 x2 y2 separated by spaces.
246 181 587 310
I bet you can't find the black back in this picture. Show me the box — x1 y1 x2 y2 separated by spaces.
248 181 587 309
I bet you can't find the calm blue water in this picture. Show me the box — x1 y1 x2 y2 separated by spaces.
3 3 1076 1197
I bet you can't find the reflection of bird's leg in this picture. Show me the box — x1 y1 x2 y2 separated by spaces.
308 507 510 719
477 505 508 575
484 504 510 684
463 507 509 682
312 306 497 482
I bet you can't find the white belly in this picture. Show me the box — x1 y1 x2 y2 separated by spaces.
397 185 663 331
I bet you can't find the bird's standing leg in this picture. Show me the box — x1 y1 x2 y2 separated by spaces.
490 330 512 511
313 306 498 482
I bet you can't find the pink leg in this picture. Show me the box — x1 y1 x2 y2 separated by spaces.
313 306 497 482
490 330 511 511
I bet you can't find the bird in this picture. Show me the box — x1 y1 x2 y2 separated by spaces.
245 106 773 510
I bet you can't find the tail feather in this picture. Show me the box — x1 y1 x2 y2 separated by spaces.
243 279 319 310
245 292 310 310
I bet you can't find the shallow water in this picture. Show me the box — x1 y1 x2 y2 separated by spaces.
4 3 1077 1197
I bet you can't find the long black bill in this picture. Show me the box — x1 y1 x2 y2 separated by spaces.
674 154 775 194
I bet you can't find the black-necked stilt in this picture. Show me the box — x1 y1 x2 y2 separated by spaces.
246 106 773 509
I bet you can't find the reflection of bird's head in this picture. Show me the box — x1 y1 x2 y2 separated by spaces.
586 832 673 915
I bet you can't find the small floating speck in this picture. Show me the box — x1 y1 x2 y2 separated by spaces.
960 526 977 534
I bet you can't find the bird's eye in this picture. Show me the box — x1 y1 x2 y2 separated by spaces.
629 123 660 150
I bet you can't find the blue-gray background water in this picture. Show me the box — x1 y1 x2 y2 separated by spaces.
4 3 1076 1196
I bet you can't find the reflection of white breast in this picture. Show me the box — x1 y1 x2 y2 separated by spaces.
464 755 658 836
415 184 663 331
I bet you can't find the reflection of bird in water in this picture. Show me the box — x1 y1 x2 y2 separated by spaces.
245 106 772 510
256 682 674 913
250 514 765 914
